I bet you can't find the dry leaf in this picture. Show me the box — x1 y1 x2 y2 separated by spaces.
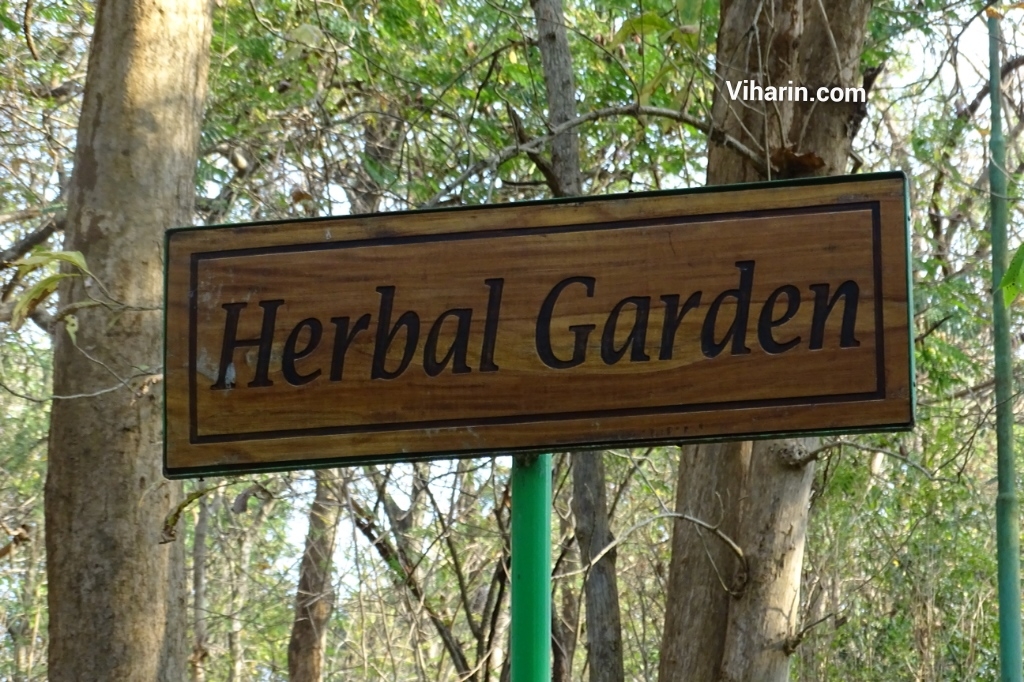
770 147 826 178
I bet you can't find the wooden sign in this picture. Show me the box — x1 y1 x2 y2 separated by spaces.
164 173 913 477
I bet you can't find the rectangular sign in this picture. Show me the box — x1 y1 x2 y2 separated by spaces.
164 173 913 477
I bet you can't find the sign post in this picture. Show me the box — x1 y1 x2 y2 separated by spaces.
164 171 914 678
510 453 551 682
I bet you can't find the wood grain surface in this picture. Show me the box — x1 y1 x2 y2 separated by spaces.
164 173 913 477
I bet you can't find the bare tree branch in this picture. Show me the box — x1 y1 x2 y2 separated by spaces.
807 441 934 480
554 510 747 591
783 612 838 655
928 55 1024 275
423 104 768 207
0 206 57 228
0 216 62 266
340 482 474 680
23 0 39 60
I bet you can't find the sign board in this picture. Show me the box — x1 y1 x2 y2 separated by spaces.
164 173 913 477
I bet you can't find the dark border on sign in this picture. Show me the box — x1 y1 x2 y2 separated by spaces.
164 171 914 479
167 420 914 479
186 201 884 443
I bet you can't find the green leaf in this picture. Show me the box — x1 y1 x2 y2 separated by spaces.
1000 245 1024 304
290 23 324 47
611 12 675 47
0 12 19 34
11 273 72 330
361 153 397 187
676 0 703 25
666 26 700 50
15 250 95 279
639 63 674 105
283 22 324 60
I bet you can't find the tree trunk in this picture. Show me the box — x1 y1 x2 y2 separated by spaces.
706 0 873 182
719 439 816 681
44 0 212 679
228 493 274 682
289 469 343 682
553 456 579 682
191 491 211 682
528 2 623 678
572 452 624 682
659 2 872 680
529 0 581 197
659 442 750 681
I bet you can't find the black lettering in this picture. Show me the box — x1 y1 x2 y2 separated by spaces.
758 285 801 354
701 261 754 358
659 292 701 360
480 278 504 372
601 296 651 364
809 281 860 349
212 299 283 389
329 314 370 381
700 259 757 356
371 286 420 380
282 318 323 385
424 309 473 376
536 276 596 369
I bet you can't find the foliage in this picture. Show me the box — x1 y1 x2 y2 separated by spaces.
0 0 1022 679
0 330 50 680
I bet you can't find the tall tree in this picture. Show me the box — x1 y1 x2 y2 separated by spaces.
43 0 213 678
527 1 623 678
572 452 624 682
0 0 1009 678
227 486 274 682
191 490 211 682
529 0 581 198
659 1 873 681
288 470 342 682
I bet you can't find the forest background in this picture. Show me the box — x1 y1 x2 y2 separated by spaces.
0 0 1023 680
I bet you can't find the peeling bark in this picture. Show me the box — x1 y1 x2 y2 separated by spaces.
44 0 212 679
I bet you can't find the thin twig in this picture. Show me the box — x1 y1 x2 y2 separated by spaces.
422 104 768 207
813 0 844 80
920 377 997 406
553 511 747 586
0 376 141 403
0 205 64 229
0 218 61 266
809 441 934 480
784 612 837 655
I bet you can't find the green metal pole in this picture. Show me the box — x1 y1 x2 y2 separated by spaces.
510 453 551 682
989 15 1023 682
